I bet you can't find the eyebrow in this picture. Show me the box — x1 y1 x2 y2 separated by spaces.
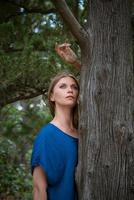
59 83 77 86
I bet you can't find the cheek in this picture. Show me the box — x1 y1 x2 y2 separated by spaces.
53 91 64 101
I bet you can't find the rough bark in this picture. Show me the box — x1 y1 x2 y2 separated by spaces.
76 0 134 200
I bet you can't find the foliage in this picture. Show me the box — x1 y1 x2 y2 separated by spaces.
0 138 32 200
0 1 133 199
0 0 83 106
0 1 84 198
0 97 51 199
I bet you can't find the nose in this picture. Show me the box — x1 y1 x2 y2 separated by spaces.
67 86 73 93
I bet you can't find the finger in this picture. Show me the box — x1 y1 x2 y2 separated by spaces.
59 43 71 47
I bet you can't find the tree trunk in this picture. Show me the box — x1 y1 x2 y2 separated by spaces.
77 1 134 200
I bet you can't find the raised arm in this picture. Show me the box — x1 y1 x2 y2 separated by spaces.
33 166 48 200
55 43 81 70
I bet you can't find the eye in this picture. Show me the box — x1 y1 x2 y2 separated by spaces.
59 84 67 88
72 85 78 90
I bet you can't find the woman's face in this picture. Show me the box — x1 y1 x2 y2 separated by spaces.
50 76 79 109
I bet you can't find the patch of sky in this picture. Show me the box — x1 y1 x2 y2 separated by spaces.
33 27 40 33
79 0 84 10
20 7 24 13
41 14 57 28
33 14 57 33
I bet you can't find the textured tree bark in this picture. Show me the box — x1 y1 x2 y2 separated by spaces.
76 0 134 199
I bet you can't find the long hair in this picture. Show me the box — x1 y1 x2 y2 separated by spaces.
48 72 79 129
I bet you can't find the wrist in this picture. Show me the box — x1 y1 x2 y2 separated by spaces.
72 60 81 69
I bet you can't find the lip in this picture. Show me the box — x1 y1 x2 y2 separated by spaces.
66 96 74 99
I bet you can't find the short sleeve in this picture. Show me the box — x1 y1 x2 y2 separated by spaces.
31 127 65 185
31 129 47 175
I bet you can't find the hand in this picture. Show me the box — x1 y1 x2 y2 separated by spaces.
55 43 78 64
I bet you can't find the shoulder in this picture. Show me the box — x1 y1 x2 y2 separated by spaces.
34 123 53 144
38 123 52 136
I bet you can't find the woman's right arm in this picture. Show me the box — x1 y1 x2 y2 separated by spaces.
55 43 81 70
33 166 48 200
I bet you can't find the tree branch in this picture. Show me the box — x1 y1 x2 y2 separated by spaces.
2 47 23 53
73 0 79 20
51 0 88 47
0 87 47 108
5 8 56 22
2 47 47 53
7 0 56 15
24 7 56 15
5 0 56 21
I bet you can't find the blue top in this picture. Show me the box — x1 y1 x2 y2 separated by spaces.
31 123 78 200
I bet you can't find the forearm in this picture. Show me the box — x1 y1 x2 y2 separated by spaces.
33 187 47 200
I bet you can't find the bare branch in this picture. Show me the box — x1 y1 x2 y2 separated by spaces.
51 0 88 47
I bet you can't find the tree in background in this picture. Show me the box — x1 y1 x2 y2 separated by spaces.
0 0 134 199
0 0 82 107
47 0 134 199
0 1 82 198
0 97 52 199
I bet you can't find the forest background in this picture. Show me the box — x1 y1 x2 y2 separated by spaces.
0 0 134 199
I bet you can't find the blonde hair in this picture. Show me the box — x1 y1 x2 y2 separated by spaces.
48 72 79 129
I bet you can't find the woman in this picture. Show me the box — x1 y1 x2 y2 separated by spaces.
31 72 80 200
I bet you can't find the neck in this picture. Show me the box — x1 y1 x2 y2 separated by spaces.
51 105 74 129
